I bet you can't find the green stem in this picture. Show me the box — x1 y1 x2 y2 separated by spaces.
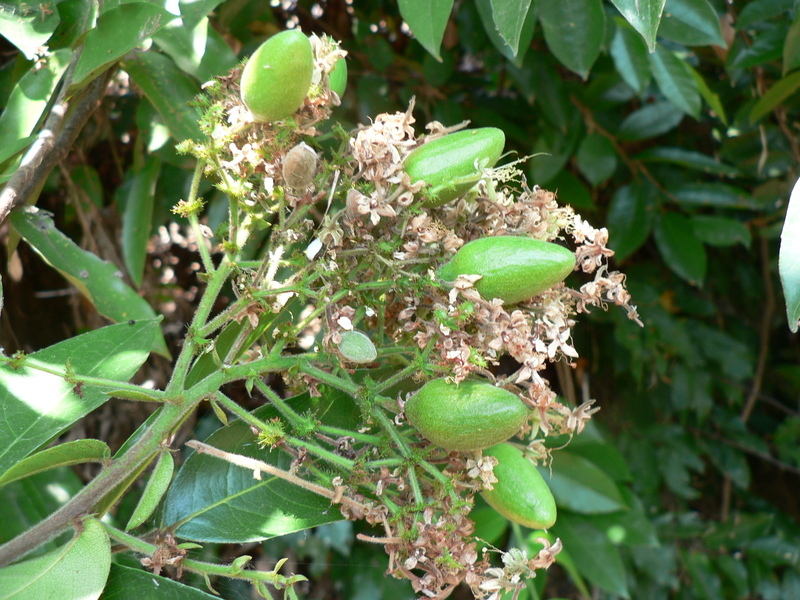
297 361 360 396
318 425 383 445
253 379 308 430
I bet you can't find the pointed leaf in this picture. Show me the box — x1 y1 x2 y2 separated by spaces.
690 215 751 247
606 181 658 261
102 564 219 599
538 0 605 79
490 0 534 56
154 16 238 81
610 0 666 51
126 451 175 530
666 182 761 209
688 64 728 124
0 1 60 59
540 450 627 514
10 206 168 356
783 15 800 74
780 175 800 332
121 156 160 287
70 4 177 92
750 70 800 123
398 0 454 61
0 517 111 600
658 0 725 47
635 147 740 176
0 439 110 487
475 0 537 66
617 100 684 140
576 133 618 185
648 45 701 117
654 212 707 285
737 0 794 30
0 320 157 475
610 17 652 93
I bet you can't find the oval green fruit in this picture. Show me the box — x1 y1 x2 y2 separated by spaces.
405 378 528 451
337 330 377 364
438 236 576 305
481 443 556 529
403 128 505 206
329 57 347 98
241 30 314 122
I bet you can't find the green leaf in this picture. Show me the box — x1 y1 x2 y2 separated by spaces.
49 0 99 49
682 550 724 599
635 147 740 176
10 206 169 356
398 0 454 61
654 212 707 285
126 451 174 530
0 517 110 600
549 170 594 209
538 0 605 79
666 182 761 209
609 0 666 52
489 0 534 57
690 215 751 247
575 133 618 185
0 49 72 166
0 320 157 476
780 175 800 332
703 442 750 489
475 0 537 66
606 181 658 261
658 0 725 47
750 70 800 123
101 564 220 599
121 51 203 142
584 488 659 547
737 0 794 30
163 391 357 542
783 15 800 74
154 16 238 81
566 438 633 482
617 100 684 140
0 1 60 59
551 513 630 597
540 450 627 514
121 156 160 287
727 22 786 71
70 3 177 92
648 45 701 117
0 439 110 487
609 18 651 93
687 64 728 125
714 554 749 599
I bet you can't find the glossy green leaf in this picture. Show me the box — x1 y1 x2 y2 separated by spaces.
549 170 594 209
682 550 724 599
688 64 728 125
398 0 454 61
539 450 626 514
566 438 633 482
648 45 701 117
538 0 605 79
585 488 658 546
606 181 658 261
654 212 707 285
0 49 72 166
617 100 684 140
609 0 665 52
750 70 800 123
154 16 238 82
0 320 157 476
10 206 169 356
0 439 110 487
576 133 618 185
737 0 794 30
101 564 220 599
121 156 160 287
550 513 630 597
610 18 651 93
70 4 177 92
666 182 761 209
489 0 534 57
475 0 537 66
714 554 749 598
690 215 751 247
49 0 98 49
658 0 725 47
0 517 110 600
163 391 357 542
783 15 800 74
636 147 740 176
780 175 800 332
727 23 786 71
126 451 175 530
0 1 60 59
121 51 203 142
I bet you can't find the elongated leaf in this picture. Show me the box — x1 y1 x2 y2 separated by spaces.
0 320 158 475
154 16 238 82
475 0 537 66
126 451 174 530
102 564 219 599
727 22 786 71
654 212 707 285
0 1 60 59
750 70 800 123
10 207 169 356
606 182 658 261
609 0 666 52
780 175 800 332
489 0 534 56
666 182 761 209
122 156 160 287
539 450 626 514
690 215 751 247
0 517 110 600
610 18 651 93
122 51 203 142
70 3 177 92
688 64 728 125
658 0 725 47
551 513 630 597
576 133 618 185
783 15 800 74
0 439 110 487
398 0 454 61
682 550 724 599
636 147 740 176
538 0 605 79
617 101 684 140
586 488 659 546
648 45 701 117
737 0 794 30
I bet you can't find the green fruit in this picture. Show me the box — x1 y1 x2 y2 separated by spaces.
405 378 528 451
240 30 314 122
403 128 505 206
329 57 347 98
438 236 576 305
337 330 377 363
481 443 556 529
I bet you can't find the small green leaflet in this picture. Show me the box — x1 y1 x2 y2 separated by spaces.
780 175 800 332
